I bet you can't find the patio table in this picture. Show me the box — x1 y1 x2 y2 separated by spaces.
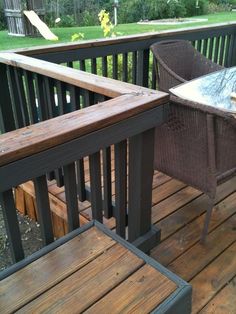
170 67 236 113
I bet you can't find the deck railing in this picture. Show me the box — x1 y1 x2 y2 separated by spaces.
0 52 168 268
14 22 236 89
1 21 236 268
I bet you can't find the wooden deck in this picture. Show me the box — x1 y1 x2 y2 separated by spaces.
0 223 190 313
15 166 236 313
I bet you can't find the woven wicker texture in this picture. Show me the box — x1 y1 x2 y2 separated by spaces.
151 40 223 92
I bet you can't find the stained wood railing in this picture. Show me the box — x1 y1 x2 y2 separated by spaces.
0 52 168 267
1 21 236 268
13 22 236 89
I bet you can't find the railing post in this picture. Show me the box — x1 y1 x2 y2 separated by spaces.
128 128 161 252
0 64 15 132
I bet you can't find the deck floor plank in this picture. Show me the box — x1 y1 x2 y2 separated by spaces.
0 227 115 314
17 244 144 314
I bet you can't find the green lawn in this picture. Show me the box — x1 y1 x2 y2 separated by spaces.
0 11 236 51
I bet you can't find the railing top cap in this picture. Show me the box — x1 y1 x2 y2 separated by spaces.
4 21 236 56
0 93 168 167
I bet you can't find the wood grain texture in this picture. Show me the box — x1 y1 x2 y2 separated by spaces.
191 241 236 313
84 264 177 314
17 244 144 314
199 277 236 314
0 93 167 167
0 227 115 314
0 53 166 98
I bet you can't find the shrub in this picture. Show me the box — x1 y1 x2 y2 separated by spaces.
59 15 76 27
182 0 209 16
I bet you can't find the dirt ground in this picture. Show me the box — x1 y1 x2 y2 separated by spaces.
0 207 42 271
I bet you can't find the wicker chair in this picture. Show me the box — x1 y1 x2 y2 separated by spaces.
151 40 229 241
151 40 223 92
154 95 236 241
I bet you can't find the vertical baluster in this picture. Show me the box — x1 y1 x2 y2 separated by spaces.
14 68 29 126
84 89 95 107
122 53 128 82
102 56 108 77
219 36 226 66
103 146 113 218
80 60 86 71
7 65 24 128
91 58 97 74
67 61 73 68
35 74 48 121
63 163 80 231
115 140 127 238
69 85 81 110
208 37 214 60
214 36 220 63
34 175 54 245
128 128 155 244
113 54 118 80
137 49 149 87
76 158 86 202
151 54 157 90
89 152 103 222
202 39 208 56
196 39 202 52
23 70 38 124
56 81 68 114
0 64 15 132
225 34 232 67
44 77 57 117
132 51 137 84
0 189 24 262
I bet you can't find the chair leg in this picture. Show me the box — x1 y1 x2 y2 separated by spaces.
200 197 215 244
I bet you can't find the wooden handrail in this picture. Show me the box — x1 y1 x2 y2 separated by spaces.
0 92 168 166
7 21 236 56
0 52 158 98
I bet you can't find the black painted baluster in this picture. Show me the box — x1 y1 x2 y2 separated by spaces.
23 70 38 124
122 53 128 82
102 56 108 77
103 146 113 218
208 37 214 60
63 163 80 231
7 65 24 128
69 85 81 110
202 39 208 56
34 175 54 245
151 54 157 90
67 61 73 68
115 140 127 238
56 80 68 114
35 74 48 121
91 58 97 74
113 54 118 79
223 35 231 67
128 128 155 243
196 39 202 52
80 60 86 71
0 189 24 262
0 64 15 132
137 49 149 87
219 36 226 65
14 68 29 126
76 158 86 202
132 51 137 84
214 36 220 63
89 152 103 222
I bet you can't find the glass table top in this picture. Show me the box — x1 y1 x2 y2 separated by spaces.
170 67 236 113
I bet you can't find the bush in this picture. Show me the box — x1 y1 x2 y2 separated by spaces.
208 2 231 12
58 15 76 27
182 0 209 16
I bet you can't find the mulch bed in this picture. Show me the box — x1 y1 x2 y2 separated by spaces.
0 207 42 271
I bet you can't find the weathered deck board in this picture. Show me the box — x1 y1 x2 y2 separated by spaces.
14 168 236 312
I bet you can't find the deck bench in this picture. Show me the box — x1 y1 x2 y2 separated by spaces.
0 221 191 314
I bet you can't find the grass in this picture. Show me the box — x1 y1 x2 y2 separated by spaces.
0 11 236 51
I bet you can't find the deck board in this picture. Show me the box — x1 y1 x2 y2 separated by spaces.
15 169 236 313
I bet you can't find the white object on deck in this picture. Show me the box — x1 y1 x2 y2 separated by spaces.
23 10 58 41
